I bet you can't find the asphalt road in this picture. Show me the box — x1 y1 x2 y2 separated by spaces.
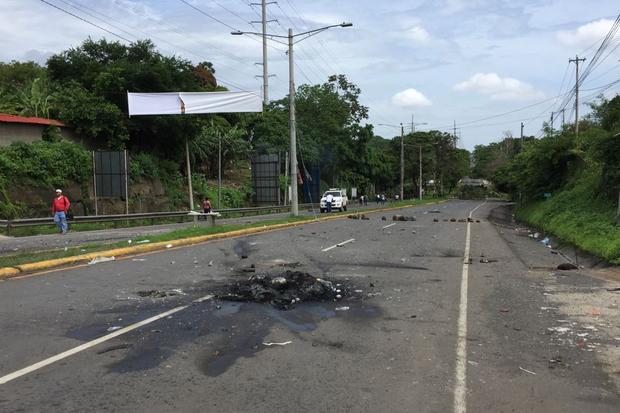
0 200 618 412
0 202 384 256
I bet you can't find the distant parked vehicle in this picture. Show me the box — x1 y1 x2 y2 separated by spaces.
320 189 348 212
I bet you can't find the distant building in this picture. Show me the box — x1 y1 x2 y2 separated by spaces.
0 113 76 146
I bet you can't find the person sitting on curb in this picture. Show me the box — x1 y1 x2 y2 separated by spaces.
51 189 70 234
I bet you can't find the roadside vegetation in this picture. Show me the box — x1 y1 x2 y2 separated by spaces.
471 95 620 263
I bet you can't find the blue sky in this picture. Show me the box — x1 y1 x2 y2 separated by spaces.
1 0 619 149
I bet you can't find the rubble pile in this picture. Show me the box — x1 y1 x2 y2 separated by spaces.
218 271 345 310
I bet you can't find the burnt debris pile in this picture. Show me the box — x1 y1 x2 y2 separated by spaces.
217 271 345 310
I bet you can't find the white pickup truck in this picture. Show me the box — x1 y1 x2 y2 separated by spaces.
320 188 348 212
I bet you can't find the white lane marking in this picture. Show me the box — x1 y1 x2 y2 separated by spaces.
453 201 486 413
0 294 214 385
382 223 396 229
321 238 355 252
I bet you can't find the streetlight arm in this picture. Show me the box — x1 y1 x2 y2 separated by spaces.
231 30 288 39
293 22 352 38
232 22 351 40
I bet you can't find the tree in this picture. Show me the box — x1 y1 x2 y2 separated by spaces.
53 82 128 149
46 38 221 152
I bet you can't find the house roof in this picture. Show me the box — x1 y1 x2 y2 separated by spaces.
0 113 65 127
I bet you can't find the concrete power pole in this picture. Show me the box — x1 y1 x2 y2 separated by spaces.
520 122 524 147
550 112 554 133
400 123 404 201
251 0 275 105
569 55 586 137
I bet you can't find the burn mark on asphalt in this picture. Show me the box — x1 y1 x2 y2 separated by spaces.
65 275 381 378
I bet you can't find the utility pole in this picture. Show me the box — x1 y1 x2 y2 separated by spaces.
550 112 554 132
218 132 222 210
185 138 195 213
453 120 457 147
569 55 586 137
288 28 298 215
419 146 423 201
251 0 275 105
400 123 404 200
561 108 565 127
520 122 524 148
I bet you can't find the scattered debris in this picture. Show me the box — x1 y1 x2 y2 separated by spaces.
548 355 568 369
263 341 292 346
585 308 601 316
392 215 416 221
208 260 214 266
165 244 173 248
480 258 498 263
347 214 370 220
381 216 387 221
548 326 571 334
88 256 115 265
540 237 550 246
127 240 132 244
137 289 181 298
519 366 536 375
218 271 351 310
106 326 122 332
499 308 510 313
131 258 147 262
429 209 441 213
556 262 578 270
606 287 620 292
136 240 150 244
335 306 350 311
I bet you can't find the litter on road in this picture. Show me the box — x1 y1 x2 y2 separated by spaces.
263 341 292 346
519 367 537 375
88 256 115 265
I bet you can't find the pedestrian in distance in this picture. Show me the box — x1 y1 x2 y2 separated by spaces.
203 197 212 213
363 195 368 206
51 189 70 234
325 193 334 213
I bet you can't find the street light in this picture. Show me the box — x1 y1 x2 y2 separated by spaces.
233 22 353 215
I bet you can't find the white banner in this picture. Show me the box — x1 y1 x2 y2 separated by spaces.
127 91 262 116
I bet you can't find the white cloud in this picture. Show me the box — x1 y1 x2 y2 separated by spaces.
391 88 432 107
404 25 431 43
453 73 544 100
557 19 614 48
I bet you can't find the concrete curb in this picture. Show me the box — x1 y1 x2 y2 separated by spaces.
0 200 445 280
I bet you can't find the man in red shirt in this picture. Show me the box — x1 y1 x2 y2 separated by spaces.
51 189 70 234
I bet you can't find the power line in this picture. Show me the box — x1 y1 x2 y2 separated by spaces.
39 0 132 42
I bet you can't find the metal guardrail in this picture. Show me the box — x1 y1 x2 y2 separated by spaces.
0 204 317 235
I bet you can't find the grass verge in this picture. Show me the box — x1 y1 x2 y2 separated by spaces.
515 182 620 264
